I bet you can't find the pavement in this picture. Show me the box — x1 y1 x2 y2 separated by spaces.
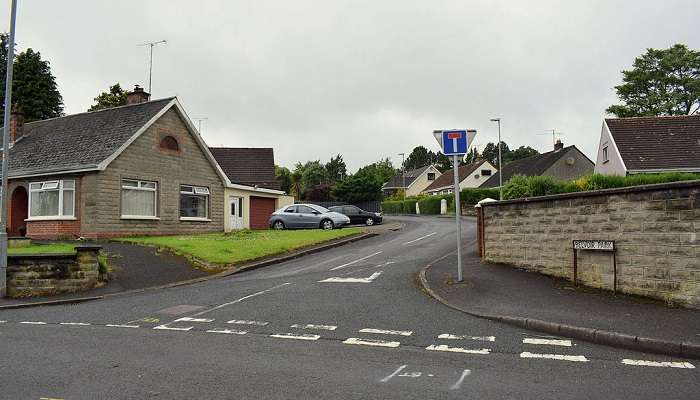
0 216 697 399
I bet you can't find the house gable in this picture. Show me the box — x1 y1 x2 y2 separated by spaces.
594 120 627 176
542 146 595 180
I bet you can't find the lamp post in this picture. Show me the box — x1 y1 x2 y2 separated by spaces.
490 118 503 200
398 153 405 201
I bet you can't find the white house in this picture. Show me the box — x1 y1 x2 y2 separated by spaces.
423 160 498 195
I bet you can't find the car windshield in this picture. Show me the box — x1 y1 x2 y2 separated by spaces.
308 204 330 213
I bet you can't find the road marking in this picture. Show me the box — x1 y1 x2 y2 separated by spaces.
621 359 695 369
449 369 472 390
270 333 321 341
402 232 437 245
330 251 383 271
0 320 7 323
174 317 214 323
380 365 407 382
20 321 47 325
105 324 139 328
153 325 192 331
191 282 292 316
227 320 269 326
438 334 495 342
207 329 247 335
343 338 400 348
426 345 490 355
59 322 91 326
39 397 64 400
520 352 588 362
523 338 572 347
319 271 382 283
290 324 337 331
359 328 413 336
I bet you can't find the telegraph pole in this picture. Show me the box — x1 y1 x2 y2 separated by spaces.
1 0 18 297
138 40 167 94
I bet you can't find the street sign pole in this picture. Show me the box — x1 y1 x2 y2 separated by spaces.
452 154 463 282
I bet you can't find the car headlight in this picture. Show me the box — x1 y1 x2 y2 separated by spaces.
374 212 382 217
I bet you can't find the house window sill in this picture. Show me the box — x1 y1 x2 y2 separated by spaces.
121 216 160 220
180 217 211 222
26 216 77 222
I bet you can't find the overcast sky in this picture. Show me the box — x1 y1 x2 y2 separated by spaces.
5 1 699 171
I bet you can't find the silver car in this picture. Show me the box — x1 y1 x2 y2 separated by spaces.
269 204 350 230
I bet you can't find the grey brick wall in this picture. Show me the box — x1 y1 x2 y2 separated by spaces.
481 181 700 308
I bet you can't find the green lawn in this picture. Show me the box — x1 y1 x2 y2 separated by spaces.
117 228 364 265
8 243 76 255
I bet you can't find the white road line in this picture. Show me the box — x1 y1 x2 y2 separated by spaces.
449 369 472 390
191 282 292 316
621 359 695 369
380 365 407 383
402 232 437 245
20 321 47 325
319 271 383 283
343 338 400 348
290 324 337 331
59 322 91 326
270 333 321 341
227 320 269 326
0 320 6 323
359 328 413 336
153 325 192 331
105 324 139 328
173 317 214 323
523 338 572 347
520 352 588 362
426 345 490 355
330 251 383 271
207 329 247 335
438 334 495 342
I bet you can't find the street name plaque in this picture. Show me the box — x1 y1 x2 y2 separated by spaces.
573 240 614 251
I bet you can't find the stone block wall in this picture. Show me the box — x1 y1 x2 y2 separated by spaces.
479 180 700 308
6 246 102 298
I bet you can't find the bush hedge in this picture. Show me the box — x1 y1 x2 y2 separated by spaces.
381 188 501 214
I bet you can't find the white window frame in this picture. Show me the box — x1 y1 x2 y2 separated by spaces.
180 184 211 221
602 146 609 163
27 179 76 220
120 179 159 220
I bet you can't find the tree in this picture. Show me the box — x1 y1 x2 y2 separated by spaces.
434 151 452 172
358 158 396 184
293 160 328 199
607 43 700 117
463 147 480 164
275 165 292 194
89 83 128 111
481 142 510 168
0 34 63 124
324 154 347 183
505 146 539 163
332 167 384 203
403 146 432 171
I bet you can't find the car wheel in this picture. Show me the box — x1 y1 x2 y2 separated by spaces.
272 220 285 230
320 219 334 230
365 217 375 226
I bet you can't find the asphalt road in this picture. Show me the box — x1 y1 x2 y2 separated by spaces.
0 216 697 399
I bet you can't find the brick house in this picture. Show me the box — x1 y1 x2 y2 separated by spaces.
3 87 228 239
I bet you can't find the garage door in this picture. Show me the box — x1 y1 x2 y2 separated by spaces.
249 196 276 229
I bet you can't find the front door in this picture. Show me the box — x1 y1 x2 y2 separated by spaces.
9 186 28 236
229 196 244 230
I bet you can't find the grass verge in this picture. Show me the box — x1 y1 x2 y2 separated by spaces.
8 243 76 254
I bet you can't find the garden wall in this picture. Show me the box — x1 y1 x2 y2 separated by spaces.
6 246 102 298
478 180 700 308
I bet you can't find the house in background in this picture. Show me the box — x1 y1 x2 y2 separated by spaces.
423 160 497 195
594 115 700 175
382 165 441 197
480 140 594 188
3 86 228 239
209 147 294 230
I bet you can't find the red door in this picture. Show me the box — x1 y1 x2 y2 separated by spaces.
249 196 276 230
9 186 28 236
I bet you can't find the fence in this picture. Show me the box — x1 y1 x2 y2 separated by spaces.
297 200 382 213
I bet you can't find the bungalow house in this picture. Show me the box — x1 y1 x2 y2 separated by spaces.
480 140 594 188
594 115 700 176
423 160 498 195
2 86 228 239
209 147 294 231
382 165 441 197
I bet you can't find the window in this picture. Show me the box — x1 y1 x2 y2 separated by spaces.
29 179 75 218
481 169 492 176
602 146 609 163
121 179 157 218
284 206 297 213
159 135 180 152
427 172 436 181
296 205 316 214
180 185 209 219
343 206 359 215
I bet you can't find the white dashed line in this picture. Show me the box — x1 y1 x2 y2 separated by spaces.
105 324 139 328
0 320 8 323
520 352 588 362
426 345 490 355
207 329 247 335
621 359 695 369
330 251 383 271
59 322 91 326
191 282 292 316
227 320 269 326
359 328 413 336
319 271 383 283
174 317 214 323
343 338 400 348
270 333 321 341
290 324 337 331
402 232 437 245
380 365 407 382
153 325 192 331
438 334 496 342
523 338 572 347
450 369 472 390
20 321 47 325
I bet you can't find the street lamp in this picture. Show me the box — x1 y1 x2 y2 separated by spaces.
490 118 503 201
397 153 405 201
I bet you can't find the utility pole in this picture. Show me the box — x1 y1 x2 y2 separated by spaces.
138 40 167 94
193 117 208 133
398 153 406 201
1 0 18 297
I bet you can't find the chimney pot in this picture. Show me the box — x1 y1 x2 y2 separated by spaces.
9 104 24 143
126 85 150 105
554 139 564 151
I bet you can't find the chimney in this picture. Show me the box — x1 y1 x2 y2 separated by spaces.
554 139 564 151
126 85 150 105
9 104 24 143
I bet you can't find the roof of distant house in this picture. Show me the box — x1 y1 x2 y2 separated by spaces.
605 114 700 171
209 147 281 190
383 165 434 189
424 160 488 192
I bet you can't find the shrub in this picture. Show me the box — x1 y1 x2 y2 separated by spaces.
402 199 418 214
380 200 403 214
417 196 443 214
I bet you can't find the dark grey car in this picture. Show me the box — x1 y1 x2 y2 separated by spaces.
268 204 351 230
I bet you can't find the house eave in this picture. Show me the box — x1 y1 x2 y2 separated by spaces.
627 167 700 174
226 182 286 195
8 166 100 179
